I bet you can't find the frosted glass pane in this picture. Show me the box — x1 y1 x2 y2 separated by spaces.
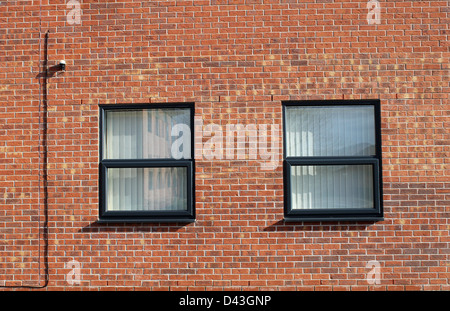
290 165 374 210
106 167 188 211
105 109 191 159
286 105 376 157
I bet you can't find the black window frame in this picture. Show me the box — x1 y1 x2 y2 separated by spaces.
98 103 195 223
282 99 383 222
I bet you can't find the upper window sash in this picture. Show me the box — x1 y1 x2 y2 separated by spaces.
101 105 193 161
285 104 377 158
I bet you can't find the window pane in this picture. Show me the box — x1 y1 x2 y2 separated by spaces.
105 109 191 159
286 105 376 157
106 167 188 211
290 165 374 210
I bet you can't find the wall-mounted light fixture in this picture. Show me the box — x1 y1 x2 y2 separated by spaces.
59 60 66 71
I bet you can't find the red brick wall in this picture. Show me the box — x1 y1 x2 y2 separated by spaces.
0 0 448 290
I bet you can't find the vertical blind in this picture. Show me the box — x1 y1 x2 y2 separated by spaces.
290 165 374 210
106 167 188 211
286 105 376 210
104 109 191 212
105 109 191 159
286 105 376 157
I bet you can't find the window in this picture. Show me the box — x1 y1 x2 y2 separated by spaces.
283 100 383 221
99 103 195 223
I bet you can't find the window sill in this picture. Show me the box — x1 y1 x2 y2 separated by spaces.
283 216 384 222
97 218 196 224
